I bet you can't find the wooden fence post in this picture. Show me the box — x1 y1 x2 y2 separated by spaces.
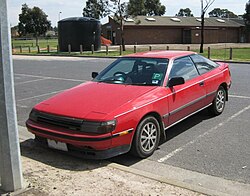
120 45 122 55
166 46 169 50
149 45 152 51
134 45 137 53
229 48 233 60
187 46 190 51
37 45 40 53
208 47 211 59
20 46 22 53
47 45 50 53
28 46 31 53
106 45 109 55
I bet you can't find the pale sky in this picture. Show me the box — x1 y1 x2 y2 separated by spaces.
8 0 249 27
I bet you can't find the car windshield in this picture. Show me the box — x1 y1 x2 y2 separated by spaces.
94 57 169 86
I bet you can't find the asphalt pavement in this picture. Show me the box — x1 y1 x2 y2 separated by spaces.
13 55 250 195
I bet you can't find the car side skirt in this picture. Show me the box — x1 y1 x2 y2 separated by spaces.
164 103 212 131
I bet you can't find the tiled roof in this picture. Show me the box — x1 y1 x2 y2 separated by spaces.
123 16 245 28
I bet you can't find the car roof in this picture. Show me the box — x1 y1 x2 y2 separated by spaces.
125 50 196 59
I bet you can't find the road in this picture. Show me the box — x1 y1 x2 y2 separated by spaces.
13 55 250 188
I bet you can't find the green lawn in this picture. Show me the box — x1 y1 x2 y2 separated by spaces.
12 38 58 48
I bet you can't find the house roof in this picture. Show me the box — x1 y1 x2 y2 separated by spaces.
123 16 245 28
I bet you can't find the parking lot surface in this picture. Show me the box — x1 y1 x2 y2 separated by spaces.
13 55 250 186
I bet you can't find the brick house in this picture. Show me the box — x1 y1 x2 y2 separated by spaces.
102 16 249 45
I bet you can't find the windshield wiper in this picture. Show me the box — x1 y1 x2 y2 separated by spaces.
98 77 123 83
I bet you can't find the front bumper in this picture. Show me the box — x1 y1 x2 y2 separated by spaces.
26 120 131 159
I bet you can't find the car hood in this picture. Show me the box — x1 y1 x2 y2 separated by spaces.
34 82 157 121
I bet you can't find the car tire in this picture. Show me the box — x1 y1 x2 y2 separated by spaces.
131 116 160 158
209 86 226 116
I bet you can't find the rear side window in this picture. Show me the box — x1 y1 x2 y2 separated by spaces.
169 56 199 81
190 54 219 75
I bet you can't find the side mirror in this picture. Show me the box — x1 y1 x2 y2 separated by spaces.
168 77 185 87
92 72 99 79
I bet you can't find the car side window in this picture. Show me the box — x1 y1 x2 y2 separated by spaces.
169 56 199 81
190 54 219 75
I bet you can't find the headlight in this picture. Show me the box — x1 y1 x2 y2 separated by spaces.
81 120 116 134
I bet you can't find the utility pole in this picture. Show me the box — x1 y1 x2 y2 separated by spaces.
0 0 23 192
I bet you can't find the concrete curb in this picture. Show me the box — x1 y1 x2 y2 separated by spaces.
18 126 250 196
108 163 230 196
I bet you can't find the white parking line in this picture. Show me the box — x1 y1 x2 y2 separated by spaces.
16 104 29 108
15 73 86 82
17 90 65 102
158 104 250 163
229 94 250 99
15 78 47 85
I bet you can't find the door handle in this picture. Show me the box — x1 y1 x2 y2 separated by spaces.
199 81 205 86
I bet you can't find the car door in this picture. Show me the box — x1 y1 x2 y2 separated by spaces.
167 56 206 126
190 54 222 105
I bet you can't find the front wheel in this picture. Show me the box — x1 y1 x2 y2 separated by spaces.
209 86 226 116
131 116 160 158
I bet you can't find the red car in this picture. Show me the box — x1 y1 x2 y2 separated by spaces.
26 51 231 159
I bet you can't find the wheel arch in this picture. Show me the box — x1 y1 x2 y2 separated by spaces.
220 82 228 101
137 111 166 143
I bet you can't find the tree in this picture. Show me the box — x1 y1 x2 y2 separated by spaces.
200 0 215 53
209 8 238 18
108 0 128 51
144 0 166 16
127 0 146 16
127 0 166 16
176 8 194 17
243 1 250 30
82 0 108 19
18 4 51 46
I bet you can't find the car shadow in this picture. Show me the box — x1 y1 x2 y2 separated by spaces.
20 109 215 170
109 109 215 166
20 139 109 171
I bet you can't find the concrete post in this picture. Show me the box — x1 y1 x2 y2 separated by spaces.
0 0 23 192
80 45 83 54
91 44 94 54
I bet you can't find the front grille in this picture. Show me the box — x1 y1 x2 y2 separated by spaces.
36 112 83 131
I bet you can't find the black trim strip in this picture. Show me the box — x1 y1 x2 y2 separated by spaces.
163 91 217 119
164 103 212 130
27 124 113 142
170 95 207 116
207 90 217 97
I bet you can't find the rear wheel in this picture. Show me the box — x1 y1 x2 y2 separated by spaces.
131 116 160 158
209 86 226 116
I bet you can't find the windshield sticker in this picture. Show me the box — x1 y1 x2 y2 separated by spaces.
152 73 163 80
152 80 159 84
